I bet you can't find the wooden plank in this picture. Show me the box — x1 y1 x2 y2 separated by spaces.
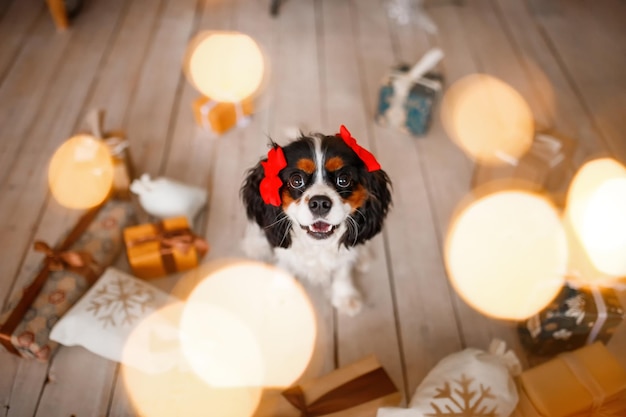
495 0 606 164
0 0 44 84
124 0 198 177
350 0 464 395
318 0 405 398
529 0 626 162
0 0 130 415
0 11 72 186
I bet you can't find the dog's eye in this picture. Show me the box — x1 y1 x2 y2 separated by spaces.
336 174 351 188
288 173 305 189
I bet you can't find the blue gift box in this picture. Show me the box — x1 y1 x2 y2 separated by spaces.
376 67 443 137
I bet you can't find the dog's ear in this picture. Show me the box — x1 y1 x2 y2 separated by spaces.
342 169 392 247
240 162 292 248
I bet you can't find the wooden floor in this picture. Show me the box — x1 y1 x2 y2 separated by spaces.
1 0 626 415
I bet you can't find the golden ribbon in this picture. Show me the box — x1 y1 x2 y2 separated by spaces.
281 367 398 417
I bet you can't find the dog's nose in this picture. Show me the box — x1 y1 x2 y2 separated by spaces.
309 195 332 216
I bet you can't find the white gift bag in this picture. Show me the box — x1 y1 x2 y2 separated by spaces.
378 340 521 417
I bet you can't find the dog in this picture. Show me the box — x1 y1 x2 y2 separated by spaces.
240 125 392 316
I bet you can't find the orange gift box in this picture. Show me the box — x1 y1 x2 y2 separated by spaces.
516 342 626 417
123 217 209 279
192 96 254 135
254 355 401 417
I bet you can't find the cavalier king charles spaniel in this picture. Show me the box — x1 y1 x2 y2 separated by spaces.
240 126 392 316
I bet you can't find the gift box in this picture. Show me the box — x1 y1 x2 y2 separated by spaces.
0 200 135 360
376 48 444 137
517 342 626 417
192 96 254 135
472 130 577 206
86 109 136 200
255 356 401 417
376 69 443 137
123 217 209 279
518 284 624 356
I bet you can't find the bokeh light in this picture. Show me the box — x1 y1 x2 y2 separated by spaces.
441 74 534 166
48 134 114 209
565 158 626 279
177 260 317 388
445 190 567 320
121 303 262 417
184 31 265 102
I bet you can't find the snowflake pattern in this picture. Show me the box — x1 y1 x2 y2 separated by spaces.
86 274 156 328
426 374 498 417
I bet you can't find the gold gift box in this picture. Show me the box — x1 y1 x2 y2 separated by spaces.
255 355 401 417
123 217 209 280
516 342 626 417
192 96 254 135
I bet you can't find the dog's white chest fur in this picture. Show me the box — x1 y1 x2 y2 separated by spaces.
242 222 366 315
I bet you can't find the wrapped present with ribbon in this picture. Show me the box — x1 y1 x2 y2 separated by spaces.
0 200 135 360
86 109 136 200
123 217 209 280
518 283 624 357
192 96 253 135
516 342 626 417
377 339 521 417
472 130 577 206
376 48 444 137
255 355 401 417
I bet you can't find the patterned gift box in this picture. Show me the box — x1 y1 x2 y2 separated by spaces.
192 96 254 135
517 342 626 417
256 356 401 417
0 200 135 360
518 284 624 357
123 217 209 280
376 66 443 137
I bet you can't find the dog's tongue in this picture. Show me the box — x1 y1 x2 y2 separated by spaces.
310 221 332 233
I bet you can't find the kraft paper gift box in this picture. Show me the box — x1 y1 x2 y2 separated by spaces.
376 48 444 137
86 109 136 200
255 355 401 417
192 96 254 135
123 217 209 280
0 200 135 360
518 284 624 357
517 342 626 417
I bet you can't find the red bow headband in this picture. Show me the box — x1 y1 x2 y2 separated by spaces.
259 126 381 206
260 146 287 206
337 125 381 172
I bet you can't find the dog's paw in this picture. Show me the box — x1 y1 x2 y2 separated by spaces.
331 288 363 317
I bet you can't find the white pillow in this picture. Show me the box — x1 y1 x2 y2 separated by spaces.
50 267 181 373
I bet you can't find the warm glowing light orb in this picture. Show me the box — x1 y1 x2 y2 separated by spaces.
441 74 534 165
184 31 265 102
179 260 317 388
48 134 114 209
121 303 262 417
445 190 567 320
565 158 626 278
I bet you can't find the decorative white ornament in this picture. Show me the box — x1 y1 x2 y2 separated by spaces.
130 173 208 222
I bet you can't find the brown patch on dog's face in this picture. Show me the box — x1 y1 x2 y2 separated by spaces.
325 156 344 172
344 184 368 211
281 189 296 209
297 158 316 174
